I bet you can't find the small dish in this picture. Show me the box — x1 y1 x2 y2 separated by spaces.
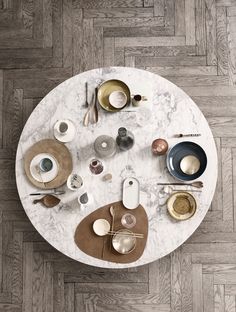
166 141 207 181
54 119 76 143
67 173 83 191
30 153 59 183
112 229 136 254
109 91 127 109
97 79 131 112
167 191 197 221
93 219 110 236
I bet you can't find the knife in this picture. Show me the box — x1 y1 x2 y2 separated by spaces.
30 191 65 196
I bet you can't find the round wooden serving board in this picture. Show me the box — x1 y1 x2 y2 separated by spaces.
74 201 148 264
24 139 73 189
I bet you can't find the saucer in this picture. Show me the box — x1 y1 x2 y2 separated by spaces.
30 153 59 183
93 219 110 236
53 119 76 143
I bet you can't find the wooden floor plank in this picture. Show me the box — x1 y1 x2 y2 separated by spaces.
217 6 229 75
185 0 195 45
203 274 214 312
195 0 206 55
192 264 203 312
206 1 217 65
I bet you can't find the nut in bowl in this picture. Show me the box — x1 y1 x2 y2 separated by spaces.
112 229 136 254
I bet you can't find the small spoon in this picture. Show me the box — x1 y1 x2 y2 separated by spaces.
33 195 60 208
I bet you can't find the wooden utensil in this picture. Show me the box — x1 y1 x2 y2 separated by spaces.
157 181 203 188
90 88 98 124
33 195 60 208
83 93 94 127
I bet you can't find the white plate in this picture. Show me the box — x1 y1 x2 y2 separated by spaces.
54 119 76 143
30 153 59 183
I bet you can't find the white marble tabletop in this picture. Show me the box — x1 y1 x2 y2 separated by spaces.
15 67 217 268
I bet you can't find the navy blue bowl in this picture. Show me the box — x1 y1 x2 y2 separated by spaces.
167 141 207 181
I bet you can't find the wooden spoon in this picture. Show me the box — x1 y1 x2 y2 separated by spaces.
33 195 60 208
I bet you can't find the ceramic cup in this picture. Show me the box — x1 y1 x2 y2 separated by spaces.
109 91 127 109
132 94 147 107
67 173 83 191
89 159 104 175
39 158 53 172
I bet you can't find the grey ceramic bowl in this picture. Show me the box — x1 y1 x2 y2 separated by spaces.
166 141 207 181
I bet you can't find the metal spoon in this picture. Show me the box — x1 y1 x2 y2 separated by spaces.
157 181 203 188
159 186 201 197
109 206 115 250
85 82 89 107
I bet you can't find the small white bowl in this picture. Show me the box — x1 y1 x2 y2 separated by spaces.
109 91 127 109
67 173 83 191
93 219 110 236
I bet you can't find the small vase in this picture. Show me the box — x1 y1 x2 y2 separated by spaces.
116 127 134 151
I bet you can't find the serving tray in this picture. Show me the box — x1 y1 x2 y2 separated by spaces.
74 200 148 264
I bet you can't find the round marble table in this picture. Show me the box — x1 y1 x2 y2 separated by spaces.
16 67 218 268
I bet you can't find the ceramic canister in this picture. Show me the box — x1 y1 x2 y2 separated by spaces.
94 135 116 158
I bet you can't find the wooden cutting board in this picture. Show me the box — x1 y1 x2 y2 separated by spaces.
74 201 148 264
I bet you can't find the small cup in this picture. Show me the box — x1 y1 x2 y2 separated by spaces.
58 121 69 136
152 138 168 155
109 91 127 109
132 94 147 107
67 173 83 191
89 159 104 175
39 158 53 172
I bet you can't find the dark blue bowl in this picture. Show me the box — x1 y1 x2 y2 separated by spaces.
167 141 207 181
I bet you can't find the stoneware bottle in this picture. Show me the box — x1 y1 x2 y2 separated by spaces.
116 127 134 151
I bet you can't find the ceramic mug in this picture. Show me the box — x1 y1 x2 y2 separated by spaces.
39 158 53 172
132 94 147 107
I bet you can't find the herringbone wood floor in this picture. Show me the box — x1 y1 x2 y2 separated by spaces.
0 0 236 311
